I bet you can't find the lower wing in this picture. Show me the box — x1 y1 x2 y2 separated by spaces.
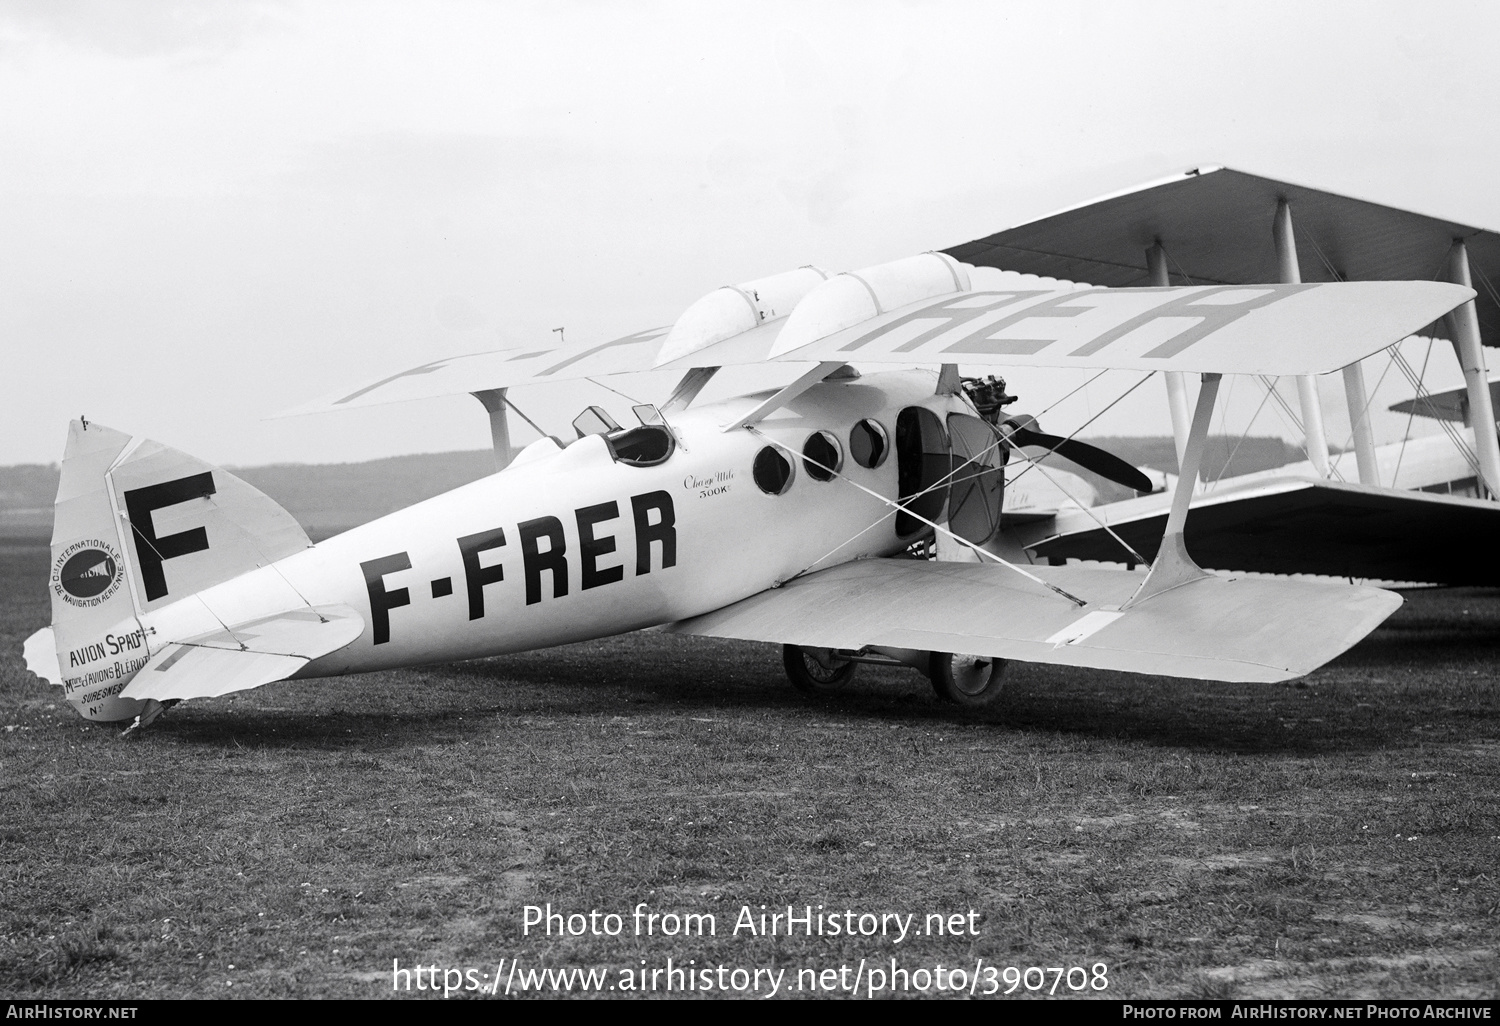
667 557 1399 683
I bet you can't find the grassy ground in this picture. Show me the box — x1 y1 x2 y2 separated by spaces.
1 539 1496 999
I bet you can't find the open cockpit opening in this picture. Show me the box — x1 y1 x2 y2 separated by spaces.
570 404 677 468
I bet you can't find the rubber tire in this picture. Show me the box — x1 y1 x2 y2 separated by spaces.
782 644 857 693
929 652 1007 707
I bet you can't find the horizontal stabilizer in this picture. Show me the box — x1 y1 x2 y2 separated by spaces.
121 604 364 703
667 559 1400 683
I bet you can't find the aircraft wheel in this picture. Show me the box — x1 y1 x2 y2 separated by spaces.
782 645 857 693
929 652 1006 707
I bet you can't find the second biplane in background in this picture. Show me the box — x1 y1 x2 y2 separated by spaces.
944 167 1500 585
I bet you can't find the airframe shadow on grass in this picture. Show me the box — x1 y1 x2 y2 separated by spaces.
125 586 1500 759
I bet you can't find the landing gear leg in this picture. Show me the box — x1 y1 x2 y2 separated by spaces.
928 652 1006 708
782 645 857 693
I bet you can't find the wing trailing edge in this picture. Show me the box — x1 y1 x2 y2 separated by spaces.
666 558 1400 684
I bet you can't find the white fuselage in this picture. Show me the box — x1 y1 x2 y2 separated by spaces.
136 370 963 679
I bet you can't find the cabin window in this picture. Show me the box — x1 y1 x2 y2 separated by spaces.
849 419 889 469
802 431 842 482
753 446 795 495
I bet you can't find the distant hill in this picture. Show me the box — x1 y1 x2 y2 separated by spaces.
0 435 1311 541
0 464 62 537
231 452 498 538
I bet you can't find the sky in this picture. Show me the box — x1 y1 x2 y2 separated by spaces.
3 0 1500 468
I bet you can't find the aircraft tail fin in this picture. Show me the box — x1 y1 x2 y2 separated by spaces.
26 419 312 722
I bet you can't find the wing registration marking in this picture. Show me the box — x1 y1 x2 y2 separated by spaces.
829 284 1317 363
537 328 669 377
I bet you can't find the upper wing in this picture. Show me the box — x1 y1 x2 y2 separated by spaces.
1022 476 1500 586
667 557 1400 683
284 249 1473 415
765 281 1470 376
280 327 675 417
282 265 832 416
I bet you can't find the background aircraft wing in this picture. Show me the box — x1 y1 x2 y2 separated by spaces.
1024 477 1500 586
667 557 1400 683
1388 376 1500 422
942 165 1500 350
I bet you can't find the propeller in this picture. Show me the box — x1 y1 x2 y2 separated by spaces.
958 375 1156 496
1000 414 1156 496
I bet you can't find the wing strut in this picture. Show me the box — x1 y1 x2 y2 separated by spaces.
1446 240 1500 498
471 389 513 471
1123 372 1222 607
1275 200 1333 480
662 366 718 414
723 362 846 431
1149 242 1195 471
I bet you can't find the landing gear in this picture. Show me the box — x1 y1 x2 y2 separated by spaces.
928 652 1007 708
782 645 857 693
781 645 1005 707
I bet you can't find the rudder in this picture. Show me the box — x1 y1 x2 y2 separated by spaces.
25 420 312 722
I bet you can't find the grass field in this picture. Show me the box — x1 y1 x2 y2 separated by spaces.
1 538 1497 999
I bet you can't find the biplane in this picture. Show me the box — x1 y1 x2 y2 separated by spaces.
22 215 1478 728
949 167 1500 585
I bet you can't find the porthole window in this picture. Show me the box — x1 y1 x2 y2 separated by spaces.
802 431 842 482
753 446 795 495
849 419 889 469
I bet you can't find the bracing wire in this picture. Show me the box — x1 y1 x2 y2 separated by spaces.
1021 457 1150 566
502 395 548 438
1390 347 1482 475
776 420 1018 579
1004 372 1159 491
586 376 644 405
1392 337 1435 487
1207 377 1277 489
747 426 1088 607
115 506 244 649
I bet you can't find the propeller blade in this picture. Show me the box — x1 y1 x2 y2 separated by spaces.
1004 423 1155 495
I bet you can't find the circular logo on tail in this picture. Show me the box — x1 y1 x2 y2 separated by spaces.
52 540 124 607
